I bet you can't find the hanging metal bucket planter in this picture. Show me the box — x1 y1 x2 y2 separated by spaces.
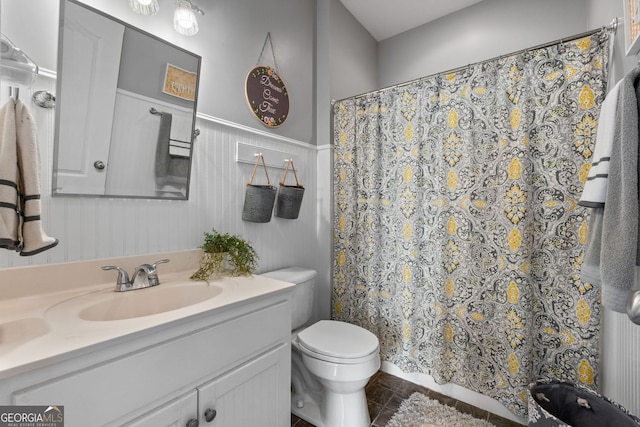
275 159 304 219
242 154 276 223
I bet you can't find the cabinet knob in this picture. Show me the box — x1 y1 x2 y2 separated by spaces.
186 419 199 427
204 408 217 422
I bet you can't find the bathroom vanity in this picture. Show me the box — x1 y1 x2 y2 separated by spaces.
0 250 293 426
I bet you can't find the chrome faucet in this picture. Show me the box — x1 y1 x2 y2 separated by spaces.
102 259 170 292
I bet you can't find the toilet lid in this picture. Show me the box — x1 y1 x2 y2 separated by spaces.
297 320 379 359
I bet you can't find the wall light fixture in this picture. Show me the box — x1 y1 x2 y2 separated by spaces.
128 0 205 36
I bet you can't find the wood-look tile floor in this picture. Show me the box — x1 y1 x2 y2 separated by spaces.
291 370 526 427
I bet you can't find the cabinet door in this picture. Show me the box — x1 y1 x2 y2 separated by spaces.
198 343 290 427
124 390 198 427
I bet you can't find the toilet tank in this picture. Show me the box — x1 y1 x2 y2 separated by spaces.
261 267 317 330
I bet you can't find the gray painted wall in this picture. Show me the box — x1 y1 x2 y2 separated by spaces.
377 0 588 89
195 0 314 143
329 0 378 102
1 1 59 73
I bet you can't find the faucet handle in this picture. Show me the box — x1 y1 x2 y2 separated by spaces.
102 265 131 291
151 259 170 269
146 259 170 286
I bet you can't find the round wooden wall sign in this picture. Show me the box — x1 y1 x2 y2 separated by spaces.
245 66 289 127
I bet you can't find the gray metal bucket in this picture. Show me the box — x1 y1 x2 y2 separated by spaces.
242 184 276 223
275 185 304 219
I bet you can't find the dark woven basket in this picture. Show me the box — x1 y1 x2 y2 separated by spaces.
528 379 640 427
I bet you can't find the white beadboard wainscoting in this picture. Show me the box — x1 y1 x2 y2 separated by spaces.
0 74 319 279
601 308 640 417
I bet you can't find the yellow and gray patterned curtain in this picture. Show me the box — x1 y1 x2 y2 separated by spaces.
333 31 609 417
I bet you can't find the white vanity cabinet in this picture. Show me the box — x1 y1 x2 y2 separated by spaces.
3 289 292 427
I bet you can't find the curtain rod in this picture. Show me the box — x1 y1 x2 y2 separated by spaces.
332 17 620 105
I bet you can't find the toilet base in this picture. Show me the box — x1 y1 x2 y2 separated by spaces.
292 387 371 427
322 387 370 427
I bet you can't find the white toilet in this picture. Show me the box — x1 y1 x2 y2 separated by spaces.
261 267 380 427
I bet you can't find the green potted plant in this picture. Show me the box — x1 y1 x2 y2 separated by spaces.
191 229 259 282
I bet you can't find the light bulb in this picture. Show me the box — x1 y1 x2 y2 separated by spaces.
129 0 159 16
174 0 199 36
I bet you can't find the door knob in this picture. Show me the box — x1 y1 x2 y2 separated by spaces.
186 418 199 427
93 160 106 170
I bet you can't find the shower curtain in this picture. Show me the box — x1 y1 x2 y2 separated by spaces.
333 30 610 416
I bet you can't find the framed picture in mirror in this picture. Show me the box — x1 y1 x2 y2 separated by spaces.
624 0 640 56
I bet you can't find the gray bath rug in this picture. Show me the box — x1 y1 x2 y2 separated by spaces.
385 392 495 427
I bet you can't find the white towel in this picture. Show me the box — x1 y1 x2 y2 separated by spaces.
14 99 58 256
169 112 193 142
0 98 20 250
578 80 622 207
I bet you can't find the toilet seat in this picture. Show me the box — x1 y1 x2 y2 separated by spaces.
297 320 379 364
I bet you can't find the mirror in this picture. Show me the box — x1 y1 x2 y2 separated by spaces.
53 0 201 199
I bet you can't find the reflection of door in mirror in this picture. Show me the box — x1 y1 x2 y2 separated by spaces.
53 0 123 195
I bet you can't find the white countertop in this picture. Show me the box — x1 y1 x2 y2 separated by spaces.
0 250 293 379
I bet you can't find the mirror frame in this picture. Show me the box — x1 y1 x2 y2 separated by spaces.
52 0 202 200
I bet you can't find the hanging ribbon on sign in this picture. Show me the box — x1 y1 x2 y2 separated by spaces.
245 32 290 128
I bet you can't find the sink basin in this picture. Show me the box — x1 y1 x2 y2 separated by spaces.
0 318 50 352
47 283 224 322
